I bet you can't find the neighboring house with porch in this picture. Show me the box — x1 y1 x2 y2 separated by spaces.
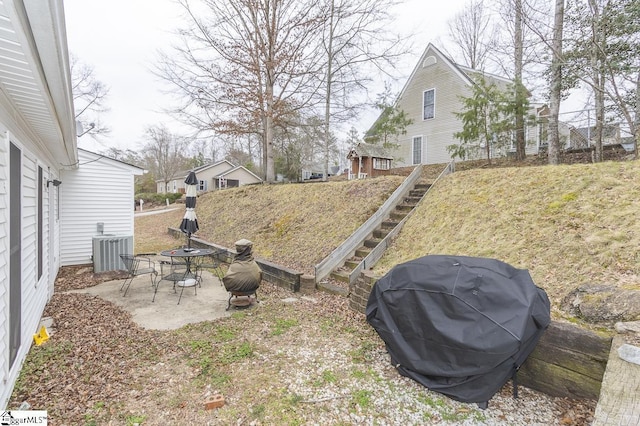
157 160 262 193
347 142 394 179
374 43 548 166
1 0 73 408
214 165 262 189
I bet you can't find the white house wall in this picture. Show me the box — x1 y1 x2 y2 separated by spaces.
0 132 60 409
60 150 141 266
221 168 262 185
393 47 473 166
0 0 76 410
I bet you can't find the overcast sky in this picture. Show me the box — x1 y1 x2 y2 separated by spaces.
63 0 472 152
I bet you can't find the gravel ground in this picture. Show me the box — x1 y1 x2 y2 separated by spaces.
9 267 595 425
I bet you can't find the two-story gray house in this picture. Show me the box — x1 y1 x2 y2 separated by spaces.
378 43 550 166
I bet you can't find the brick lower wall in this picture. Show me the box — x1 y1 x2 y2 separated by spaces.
167 228 302 292
349 270 377 314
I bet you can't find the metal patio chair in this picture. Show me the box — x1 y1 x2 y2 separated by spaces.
119 253 158 297
157 257 198 304
195 250 226 286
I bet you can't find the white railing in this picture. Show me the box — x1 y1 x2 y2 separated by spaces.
314 165 424 282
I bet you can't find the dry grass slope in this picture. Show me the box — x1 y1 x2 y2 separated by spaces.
137 177 405 273
374 160 640 319
139 160 640 320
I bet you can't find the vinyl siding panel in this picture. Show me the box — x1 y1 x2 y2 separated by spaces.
220 168 262 184
0 131 8 392
386 44 544 166
60 150 140 266
393 48 473 166
1 136 58 409
0 0 76 409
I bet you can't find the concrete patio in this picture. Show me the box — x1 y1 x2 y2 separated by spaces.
65 269 253 330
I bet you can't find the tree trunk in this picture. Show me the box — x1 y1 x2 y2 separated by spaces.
514 0 526 161
322 0 335 182
548 0 564 166
588 0 604 162
635 74 640 159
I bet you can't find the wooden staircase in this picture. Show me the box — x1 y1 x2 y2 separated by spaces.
325 182 431 291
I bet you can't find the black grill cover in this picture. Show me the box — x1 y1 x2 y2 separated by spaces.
366 255 550 404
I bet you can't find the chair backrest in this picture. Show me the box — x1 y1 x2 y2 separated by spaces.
119 254 138 274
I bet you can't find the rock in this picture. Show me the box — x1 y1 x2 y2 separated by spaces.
618 344 640 365
562 284 640 324
615 321 640 334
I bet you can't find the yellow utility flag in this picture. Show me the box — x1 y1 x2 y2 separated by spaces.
33 326 49 346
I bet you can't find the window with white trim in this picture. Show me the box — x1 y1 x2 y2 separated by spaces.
423 89 435 120
373 158 391 170
412 136 423 165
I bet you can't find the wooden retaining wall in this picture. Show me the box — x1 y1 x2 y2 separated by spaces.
167 229 302 292
351 271 612 400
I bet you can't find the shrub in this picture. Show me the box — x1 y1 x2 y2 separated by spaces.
135 192 183 205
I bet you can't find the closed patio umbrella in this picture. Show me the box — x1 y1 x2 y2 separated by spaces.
179 171 199 250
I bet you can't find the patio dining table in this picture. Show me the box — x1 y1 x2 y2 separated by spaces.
156 248 215 304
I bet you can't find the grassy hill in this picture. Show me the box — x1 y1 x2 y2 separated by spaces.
136 176 406 273
137 160 640 320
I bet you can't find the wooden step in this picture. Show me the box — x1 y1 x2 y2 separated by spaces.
373 228 390 239
414 183 431 191
344 259 360 269
355 246 371 257
364 238 382 248
329 270 350 283
390 210 408 220
381 220 399 229
404 196 422 204
409 189 426 197
317 280 349 296
395 204 415 212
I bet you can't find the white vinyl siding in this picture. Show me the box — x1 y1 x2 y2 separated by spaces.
423 89 435 120
1 136 57 409
218 166 263 185
60 150 142 266
392 46 474 167
0 135 8 393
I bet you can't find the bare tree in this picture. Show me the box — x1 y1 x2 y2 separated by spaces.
141 124 191 191
562 0 622 162
599 0 640 158
70 54 110 139
318 0 406 180
156 0 325 182
454 0 547 162
547 0 565 165
446 0 496 70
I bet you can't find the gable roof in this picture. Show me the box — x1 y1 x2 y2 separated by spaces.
347 142 393 160
396 43 474 103
195 159 235 174
217 165 263 181
162 159 237 183
78 148 145 174
397 43 518 104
